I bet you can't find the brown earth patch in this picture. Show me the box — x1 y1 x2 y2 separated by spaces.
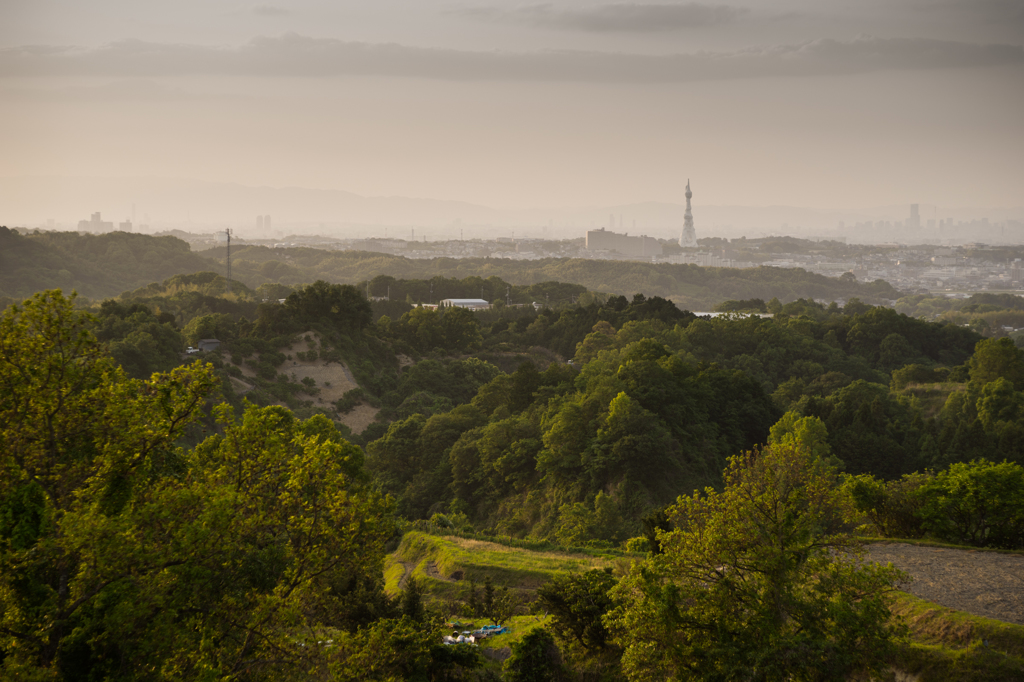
229 376 254 395
233 331 380 431
866 542 1024 625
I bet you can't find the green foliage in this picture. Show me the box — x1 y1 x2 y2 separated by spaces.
93 299 185 378
768 411 832 460
181 311 236 346
0 228 216 300
0 291 396 679
843 472 931 538
503 628 568 682
891 363 952 390
337 386 368 414
969 337 1024 391
889 592 1024 682
283 279 372 333
402 576 426 622
328 616 480 681
805 380 925 478
536 569 617 652
714 298 768 313
606 444 907 682
201 241 902 311
917 459 1024 549
392 306 483 354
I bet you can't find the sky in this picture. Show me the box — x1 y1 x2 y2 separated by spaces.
1 0 1022 223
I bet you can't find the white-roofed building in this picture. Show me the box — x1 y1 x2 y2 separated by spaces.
439 298 491 310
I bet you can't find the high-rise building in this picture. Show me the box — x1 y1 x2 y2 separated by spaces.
77 212 113 233
257 215 264 231
585 228 662 257
679 180 697 248
118 220 132 232
909 204 920 230
264 214 271 232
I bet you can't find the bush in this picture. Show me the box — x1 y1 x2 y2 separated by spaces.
623 536 649 553
336 388 366 414
845 472 931 538
256 361 277 381
503 629 567 682
918 459 1024 549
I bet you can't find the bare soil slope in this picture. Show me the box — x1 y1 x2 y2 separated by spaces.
237 330 380 432
867 542 1024 625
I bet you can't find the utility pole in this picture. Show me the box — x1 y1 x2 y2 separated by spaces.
225 228 232 290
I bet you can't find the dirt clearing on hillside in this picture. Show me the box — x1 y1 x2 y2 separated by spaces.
235 330 380 432
866 542 1024 625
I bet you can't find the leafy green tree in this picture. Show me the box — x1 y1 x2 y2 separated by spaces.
969 337 1024 391
918 459 1024 549
843 472 931 539
284 279 372 331
440 306 483 352
402 576 425 622
536 569 617 652
328 616 479 681
181 311 236 346
0 290 396 679
606 444 907 682
503 628 567 682
768 411 832 460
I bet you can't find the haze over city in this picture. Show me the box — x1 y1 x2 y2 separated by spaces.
2 0 1023 237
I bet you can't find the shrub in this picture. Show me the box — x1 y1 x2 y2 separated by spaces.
503 628 567 682
623 536 650 553
918 459 1024 549
845 472 931 538
336 388 366 414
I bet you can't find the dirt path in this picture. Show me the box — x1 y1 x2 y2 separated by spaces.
866 542 1024 626
396 561 414 590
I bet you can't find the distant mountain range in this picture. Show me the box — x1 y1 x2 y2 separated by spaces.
2 175 1021 242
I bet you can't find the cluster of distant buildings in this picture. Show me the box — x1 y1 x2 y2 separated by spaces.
67 189 1024 295
77 212 137 233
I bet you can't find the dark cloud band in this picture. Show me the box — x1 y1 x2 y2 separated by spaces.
451 3 749 32
1 34 1021 81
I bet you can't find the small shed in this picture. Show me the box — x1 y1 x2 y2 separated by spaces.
197 338 222 352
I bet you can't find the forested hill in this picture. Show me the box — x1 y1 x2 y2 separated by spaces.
2 227 899 308
0 227 212 300
200 245 900 310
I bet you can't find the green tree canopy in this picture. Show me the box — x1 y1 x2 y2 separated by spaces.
0 290 396 679
606 444 906 682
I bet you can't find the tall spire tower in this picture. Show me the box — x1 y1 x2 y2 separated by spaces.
679 180 697 248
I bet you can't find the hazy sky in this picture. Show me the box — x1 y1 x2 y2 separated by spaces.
2 0 1022 212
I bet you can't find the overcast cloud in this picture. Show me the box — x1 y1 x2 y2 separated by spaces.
1 0 1022 214
451 3 750 32
2 34 1021 82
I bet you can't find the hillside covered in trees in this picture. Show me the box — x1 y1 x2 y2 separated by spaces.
0 227 213 301
5 286 1024 680
2 226 902 311
200 242 901 310
35 268 1019 548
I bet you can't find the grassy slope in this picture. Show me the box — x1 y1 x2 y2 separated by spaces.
388 533 1024 679
892 593 1024 681
386 531 629 598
